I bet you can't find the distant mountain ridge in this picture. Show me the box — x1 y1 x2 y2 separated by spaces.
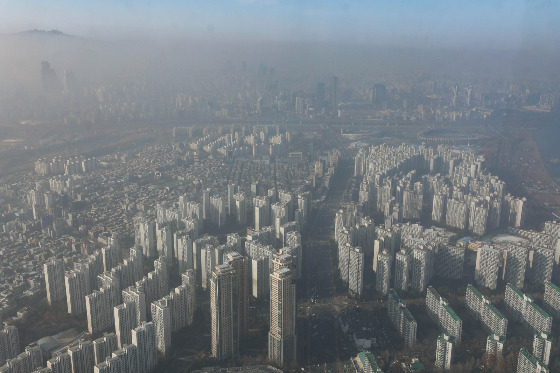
9 29 72 37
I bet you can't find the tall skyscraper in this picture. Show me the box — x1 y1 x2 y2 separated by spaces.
268 267 297 367
226 252 249 351
44 258 65 305
331 76 338 111
210 264 238 360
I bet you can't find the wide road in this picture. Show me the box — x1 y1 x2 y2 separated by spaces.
298 156 354 370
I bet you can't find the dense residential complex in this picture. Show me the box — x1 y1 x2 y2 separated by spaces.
504 284 552 335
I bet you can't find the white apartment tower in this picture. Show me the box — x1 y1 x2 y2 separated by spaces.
210 264 238 360
268 267 297 367
44 258 65 305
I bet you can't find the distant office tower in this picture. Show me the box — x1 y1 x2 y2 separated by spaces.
316 82 326 106
114 302 137 348
151 298 172 357
44 258 65 305
502 245 528 289
435 333 454 370
475 246 501 290
387 290 417 348
0 325 19 366
376 250 391 295
331 76 338 110
211 264 238 360
394 250 410 291
435 245 464 280
543 282 560 319
486 333 505 362
348 247 364 298
372 84 386 108
122 286 147 325
533 332 552 366
65 269 88 316
93 333 117 366
47 352 71 373
426 287 462 345
226 252 249 349
411 246 434 292
504 283 552 334
517 347 549 373
68 340 94 373
132 322 157 373
268 267 297 367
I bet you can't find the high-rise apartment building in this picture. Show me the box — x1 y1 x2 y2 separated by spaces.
348 247 364 298
533 332 552 366
268 267 297 367
435 333 454 370
517 347 549 373
543 282 560 319
131 322 157 373
114 302 137 349
475 246 501 290
376 250 391 295
210 264 238 360
65 269 88 316
44 258 65 305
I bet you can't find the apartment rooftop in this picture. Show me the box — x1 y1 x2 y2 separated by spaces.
443 304 461 322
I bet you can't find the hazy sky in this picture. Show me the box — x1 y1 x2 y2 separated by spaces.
0 0 559 48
